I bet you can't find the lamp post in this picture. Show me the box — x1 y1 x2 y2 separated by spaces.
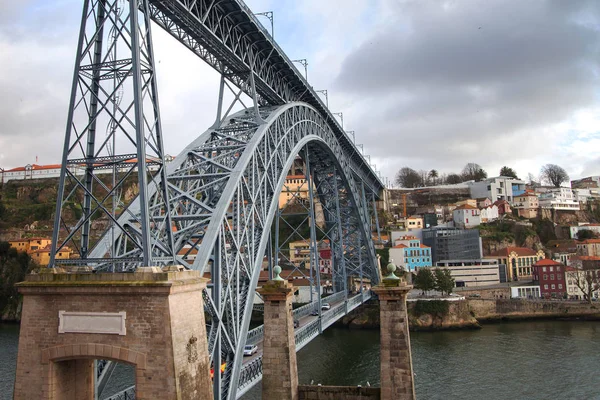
292 59 308 81
332 112 343 129
346 130 355 143
254 11 274 38
315 89 328 108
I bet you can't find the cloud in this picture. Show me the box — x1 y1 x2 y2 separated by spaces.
334 0 600 181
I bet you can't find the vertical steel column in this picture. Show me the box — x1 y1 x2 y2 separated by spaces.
129 0 152 266
333 173 348 297
372 192 382 246
49 0 91 267
305 149 322 325
81 2 106 258
212 234 222 400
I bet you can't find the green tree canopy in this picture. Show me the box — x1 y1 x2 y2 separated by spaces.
577 229 599 241
499 166 519 179
434 268 455 296
413 268 436 295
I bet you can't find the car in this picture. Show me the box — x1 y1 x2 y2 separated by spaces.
294 319 300 328
310 309 319 316
243 344 258 356
321 303 331 310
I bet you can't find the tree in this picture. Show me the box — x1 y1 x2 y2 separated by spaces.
462 163 487 182
395 167 422 188
0 242 36 318
499 166 519 179
434 268 455 296
540 164 569 188
446 173 463 184
413 268 436 295
577 229 599 241
429 169 439 186
569 260 600 304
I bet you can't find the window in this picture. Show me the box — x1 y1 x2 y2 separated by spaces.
551 284 555 290
557 266 561 272
558 284 563 290
544 284 548 289
550 274 554 280
543 274 548 280
550 266 554 272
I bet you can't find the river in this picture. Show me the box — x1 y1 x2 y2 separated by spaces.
2 320 600 400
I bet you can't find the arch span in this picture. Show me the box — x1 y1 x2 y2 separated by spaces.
90 102 380 398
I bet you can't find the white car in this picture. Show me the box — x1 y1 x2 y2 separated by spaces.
243 344 258 356
321 303 331 311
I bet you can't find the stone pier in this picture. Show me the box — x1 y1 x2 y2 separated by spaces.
257 267 298 400
372 264 416 400
13 267 213 400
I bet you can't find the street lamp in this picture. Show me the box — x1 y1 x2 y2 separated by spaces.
332 112 343 129
292 59 308 81
254 11 274 38
346 130 355 143
315 89 328 108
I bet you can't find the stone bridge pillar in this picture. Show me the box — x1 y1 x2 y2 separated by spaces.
13 267 213 400
372 263 416 400
257 266 298 400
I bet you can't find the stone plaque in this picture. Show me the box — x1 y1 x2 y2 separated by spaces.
58 311 126 335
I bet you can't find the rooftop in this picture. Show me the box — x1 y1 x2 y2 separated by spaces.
489 247 540 257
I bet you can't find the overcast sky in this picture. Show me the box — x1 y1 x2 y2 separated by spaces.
1 0 599 185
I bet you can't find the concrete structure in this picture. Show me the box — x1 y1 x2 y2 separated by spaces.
576 239 600 257
573 188 600 204
552 252 576 266
452 204 480 228
435 259 500 287
532 259 566 298
372 266 415 400
510 285 541 299
298 385 380 399
468 176 526 203
257 277 298 400
405 215 423 230
570 224 600 239
422 227 482 263
487 247 545 282
13 267 213 400
388 236 431 272
513 192 539 219
571 176 600 189
538 187 580 211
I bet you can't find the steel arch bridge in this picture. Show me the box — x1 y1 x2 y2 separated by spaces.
49 1 385 399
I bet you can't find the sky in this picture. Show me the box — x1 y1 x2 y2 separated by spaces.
0 0 599 186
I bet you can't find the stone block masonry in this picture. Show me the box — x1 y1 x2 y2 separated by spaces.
298 385 381 399
13 267 213 400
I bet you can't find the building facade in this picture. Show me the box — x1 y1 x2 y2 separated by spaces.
510 285 541 299
532 259 566 298
570 224 600 239
538 187 580 211
435 259 500 287
488 247 545 281
422 227 482 263
479 204 499 223
513 192 539 219
452 205 481 229
576 239 600 256
469 177 527 203
571 176 600 189
388 236 432 272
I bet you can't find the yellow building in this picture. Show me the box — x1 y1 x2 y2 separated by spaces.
30 247 72 266
9 238 52 254
406 216 423 230
279 175 309 208
487 247 545 281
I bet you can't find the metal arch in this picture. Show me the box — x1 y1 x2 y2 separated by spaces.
88 102 378 399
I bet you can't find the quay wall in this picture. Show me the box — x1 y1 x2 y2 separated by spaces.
298 385 380 400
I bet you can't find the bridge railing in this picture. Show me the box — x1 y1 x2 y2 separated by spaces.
237 356 263 397
245 325 264 346
294 318 321 351
292 301 318 320
322 302 346 330
103 385 135 400
323 291 346 305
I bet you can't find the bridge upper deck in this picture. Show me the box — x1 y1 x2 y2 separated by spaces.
147 0 384 194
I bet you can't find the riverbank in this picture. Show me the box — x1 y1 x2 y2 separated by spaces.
338 298 600 331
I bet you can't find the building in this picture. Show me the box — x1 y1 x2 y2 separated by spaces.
422 227 482 263
455 199 478 208
510 285 541 299
565 264 600 300
29 246 72 265
538 187 580 211
487 247 545 281
532 259 566 298
572 188 600 204
435 259 500 287
453 204 481 229
406 215 424 230
9 238 53 254
493 199 512 215
476 198 492 208
513 192 539 219
571 176 600 189
576 239 600 257
318 248 332 274
479 204 499 223
468 176 527 203
388 236 432 272
570 224 600 239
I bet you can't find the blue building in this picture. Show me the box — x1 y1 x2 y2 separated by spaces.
388 235 432 272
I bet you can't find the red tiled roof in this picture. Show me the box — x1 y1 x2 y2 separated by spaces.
454 204 478 210
533 259 561 266
489 247 539 257
571 256 600 261
579 239 600 244
419 244 430 249
393 244 407 249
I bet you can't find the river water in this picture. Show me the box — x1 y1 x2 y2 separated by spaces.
2 320 600 400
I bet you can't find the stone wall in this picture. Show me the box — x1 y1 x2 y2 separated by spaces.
456 286 511 300
468 299 600 321
298 385 380 400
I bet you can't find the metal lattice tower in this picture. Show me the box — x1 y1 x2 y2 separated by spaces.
51 1 386 399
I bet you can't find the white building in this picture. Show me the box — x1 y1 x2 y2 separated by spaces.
552 252 575 266
452 204 481 229
435 259 500 287
510 285 541 299
573 188 600 204
538 187 580 211
468 176 527 204
565 266 600 300
479 204 499 223
570 224 600 239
